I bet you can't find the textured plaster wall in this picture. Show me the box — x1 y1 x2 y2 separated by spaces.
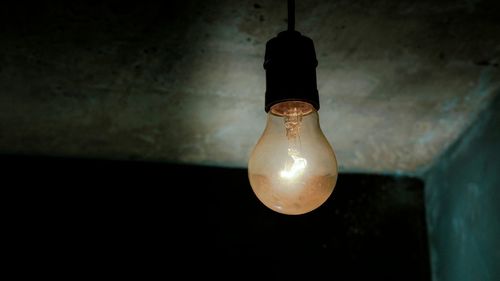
425 95 500 281
0 0 499 174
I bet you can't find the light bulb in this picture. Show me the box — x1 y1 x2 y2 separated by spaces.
249 0 338 215
248 101 338 215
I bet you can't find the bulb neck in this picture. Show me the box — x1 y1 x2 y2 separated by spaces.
264 30 319 112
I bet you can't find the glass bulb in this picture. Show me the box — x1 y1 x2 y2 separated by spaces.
248 101 338 215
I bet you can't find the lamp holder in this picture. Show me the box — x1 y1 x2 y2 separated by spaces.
263 1 319 112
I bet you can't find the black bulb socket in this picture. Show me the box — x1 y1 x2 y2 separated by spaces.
263 30 319 112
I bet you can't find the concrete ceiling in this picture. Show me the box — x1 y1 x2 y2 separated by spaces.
0 0 499 174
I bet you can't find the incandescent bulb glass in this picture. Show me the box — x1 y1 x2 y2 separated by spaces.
248 101 338 215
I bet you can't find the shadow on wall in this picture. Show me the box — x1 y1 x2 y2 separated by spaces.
5 155 429 280
425 94 500 281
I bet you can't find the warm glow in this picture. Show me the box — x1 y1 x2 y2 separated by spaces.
280 149 307 179
248 101 338 215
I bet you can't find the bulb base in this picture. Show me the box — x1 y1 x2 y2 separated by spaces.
264 30 319 112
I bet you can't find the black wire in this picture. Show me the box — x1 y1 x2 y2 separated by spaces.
288 0 295 31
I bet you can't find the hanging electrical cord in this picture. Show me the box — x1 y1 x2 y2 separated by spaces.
288 0 295 31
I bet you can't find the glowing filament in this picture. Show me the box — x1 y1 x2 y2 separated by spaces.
280 149 307 179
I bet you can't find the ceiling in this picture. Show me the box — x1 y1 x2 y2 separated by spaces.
0 0 499 174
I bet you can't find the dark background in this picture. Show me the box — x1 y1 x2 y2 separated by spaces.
2 1 499 280
5 155 429 280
